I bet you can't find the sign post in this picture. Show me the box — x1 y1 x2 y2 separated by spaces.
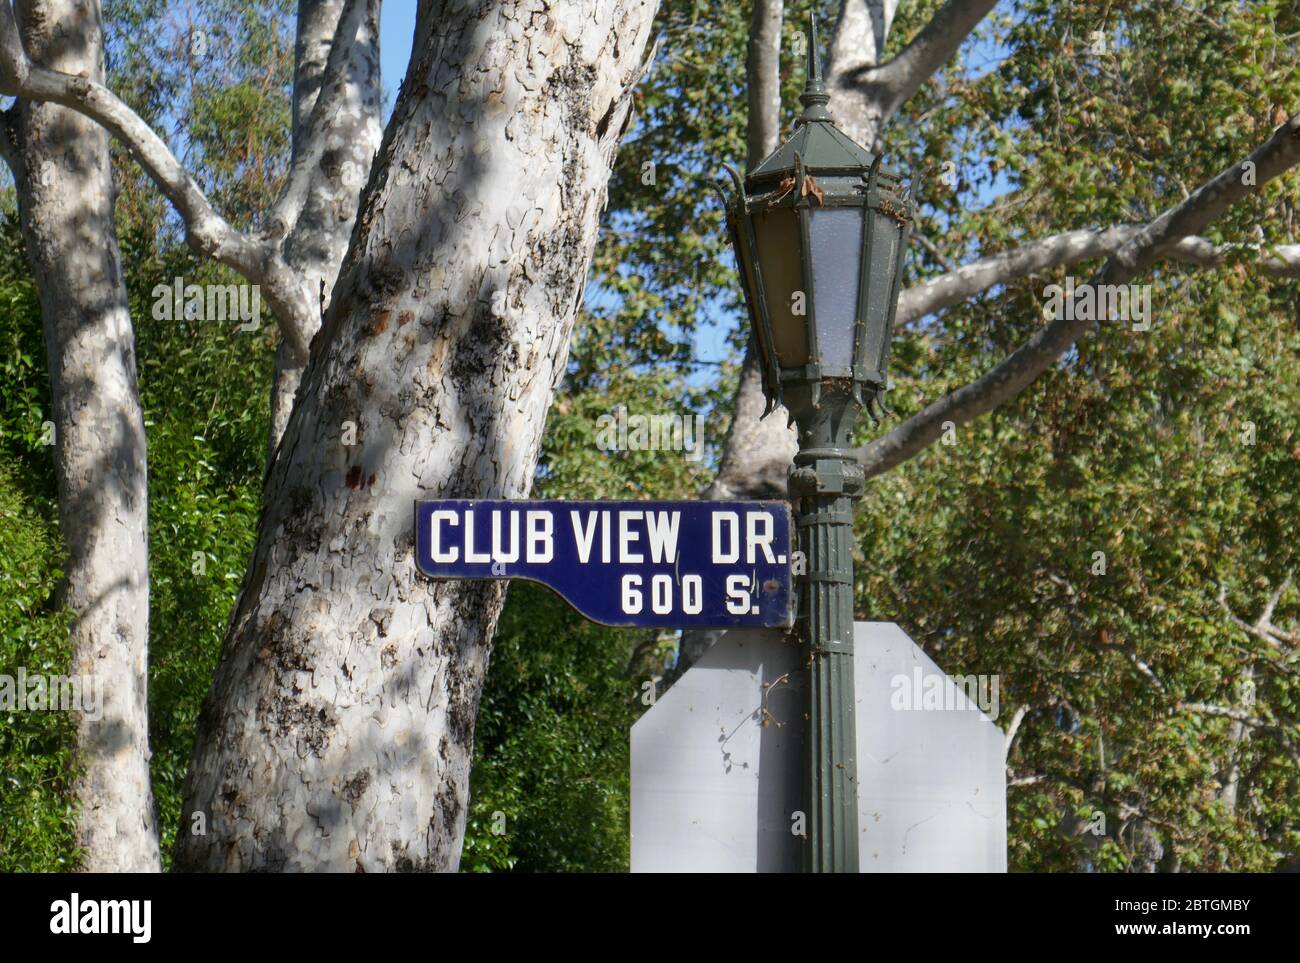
716 14 913 871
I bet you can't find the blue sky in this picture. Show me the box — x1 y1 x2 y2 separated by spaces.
379 2 416 117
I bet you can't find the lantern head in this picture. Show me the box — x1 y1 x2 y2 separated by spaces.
720 14 913 424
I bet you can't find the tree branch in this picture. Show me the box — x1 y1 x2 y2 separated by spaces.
0 2 27 89
847 0 998 124
859 114 1300 480
1217 580 1299 655
1126 648 1168 695
1178 701 1300 767
826 0 898 147
1004 703 1029 758
1260 572 1293 628
1008 773 1047 787
745 0 783 169
1164 237 1300 276
1179 702 1270 726
911 229 955 273
899 228 1300 325
0 7 312 362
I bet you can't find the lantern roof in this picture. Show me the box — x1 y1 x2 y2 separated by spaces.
746 14 879 186
747 121 878 183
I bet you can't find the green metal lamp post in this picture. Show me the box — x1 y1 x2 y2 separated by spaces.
719 15 913 873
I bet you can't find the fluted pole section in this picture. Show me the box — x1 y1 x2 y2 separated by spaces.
798 485 859 871
788 384 864 874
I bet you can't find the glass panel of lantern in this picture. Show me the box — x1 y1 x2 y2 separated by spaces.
858 212 903 378
808 206 865 370
751 208 808 368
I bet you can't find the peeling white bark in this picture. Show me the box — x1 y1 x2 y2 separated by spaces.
4 0 160 872
270 0 385 457
827 0 897 147
173 0 657 872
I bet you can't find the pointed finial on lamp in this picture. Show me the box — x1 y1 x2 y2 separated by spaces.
798 12 832 125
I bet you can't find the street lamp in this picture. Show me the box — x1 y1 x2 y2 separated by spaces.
718 14 912 873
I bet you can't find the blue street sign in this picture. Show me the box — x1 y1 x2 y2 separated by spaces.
414 500 794 628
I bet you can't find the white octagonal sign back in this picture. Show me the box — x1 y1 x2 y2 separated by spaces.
631 622 1006 872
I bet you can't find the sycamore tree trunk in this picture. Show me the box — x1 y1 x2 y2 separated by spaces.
3 0 160 871
269 0 385 457
174 0 656 872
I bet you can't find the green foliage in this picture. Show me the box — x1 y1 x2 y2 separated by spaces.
0 462 77 872
462 320 710 872
462 583 648 872
106 0 295 235
856 0 1300 870
859 271 1299 870
0 228 77 869
133 250 273 865
576 0 1300 872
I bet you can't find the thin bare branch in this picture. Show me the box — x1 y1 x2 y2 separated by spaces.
911 230 955 273
1260 573 1294 627
1008 774 1046 787
1004 704 1029 758
1164 237 1300 276
1179 702 1300 768
1127 649 1168 695
1217 579 1298 657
